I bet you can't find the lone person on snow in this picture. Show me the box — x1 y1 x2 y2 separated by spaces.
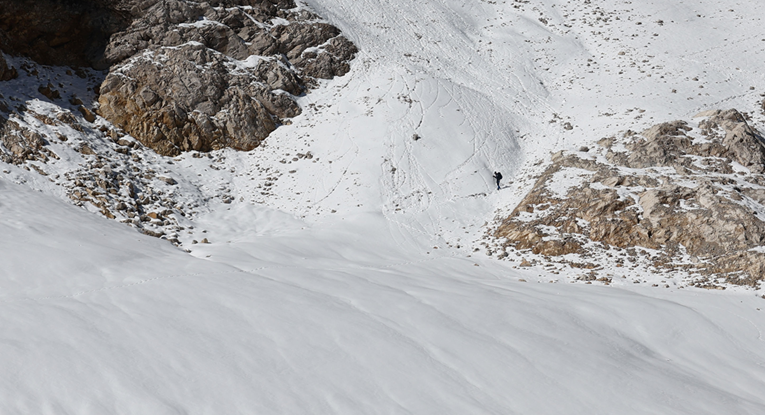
493 171 503 190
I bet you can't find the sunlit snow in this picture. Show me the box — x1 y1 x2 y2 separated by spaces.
1 0 765 413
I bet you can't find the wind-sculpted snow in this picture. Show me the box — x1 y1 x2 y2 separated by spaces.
1 0 765 412
1 179 765 414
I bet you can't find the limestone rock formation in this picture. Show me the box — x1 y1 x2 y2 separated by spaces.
0 0 356 240
0 0 356 156
98 42 298 155
97 0 357 156
494 109 765 288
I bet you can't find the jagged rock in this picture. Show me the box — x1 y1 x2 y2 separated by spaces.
700 109 765 173
78 144 96 155
97 0 356 156
1 0 356 156
271 22 357 80
494 109 765 286
99 43 287 155
611 109 765 174
140 228 165 238
0 120 45 164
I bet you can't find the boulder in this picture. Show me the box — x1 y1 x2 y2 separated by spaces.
98 43 297 155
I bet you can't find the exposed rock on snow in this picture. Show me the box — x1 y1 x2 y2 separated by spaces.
0 118 53 164
0 96 194 243
494 109 765 288
0 0 356 156
97 0 356 156
0 0 356 240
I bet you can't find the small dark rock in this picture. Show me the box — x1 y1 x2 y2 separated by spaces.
38 83 61 100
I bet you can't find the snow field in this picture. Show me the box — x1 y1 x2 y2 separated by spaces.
2 179 765 414
2 0 765 413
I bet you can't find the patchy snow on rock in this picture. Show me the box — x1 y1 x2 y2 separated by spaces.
546 167 595 198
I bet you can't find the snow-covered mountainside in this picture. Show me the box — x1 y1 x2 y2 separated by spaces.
1 0 765 413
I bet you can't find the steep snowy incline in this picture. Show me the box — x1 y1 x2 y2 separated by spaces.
241 0 765 248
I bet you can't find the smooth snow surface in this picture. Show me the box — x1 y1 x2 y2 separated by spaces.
2 0 765 413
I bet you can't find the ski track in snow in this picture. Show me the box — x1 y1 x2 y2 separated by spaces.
1 0 765 413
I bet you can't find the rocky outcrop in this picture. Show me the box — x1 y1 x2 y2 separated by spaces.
0 0 355 243
0 0 356 156
0 118 58 164
609 109 765 174
0 99 203 244
494 109 765 288
98 42 299 154
102 0 349 70
97 0 357 156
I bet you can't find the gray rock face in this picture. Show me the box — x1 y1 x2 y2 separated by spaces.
494 109 765 288
703 109 765 173
97 0 357 156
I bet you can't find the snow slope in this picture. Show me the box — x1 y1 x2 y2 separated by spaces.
3 178 765 414
2 0 765 413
